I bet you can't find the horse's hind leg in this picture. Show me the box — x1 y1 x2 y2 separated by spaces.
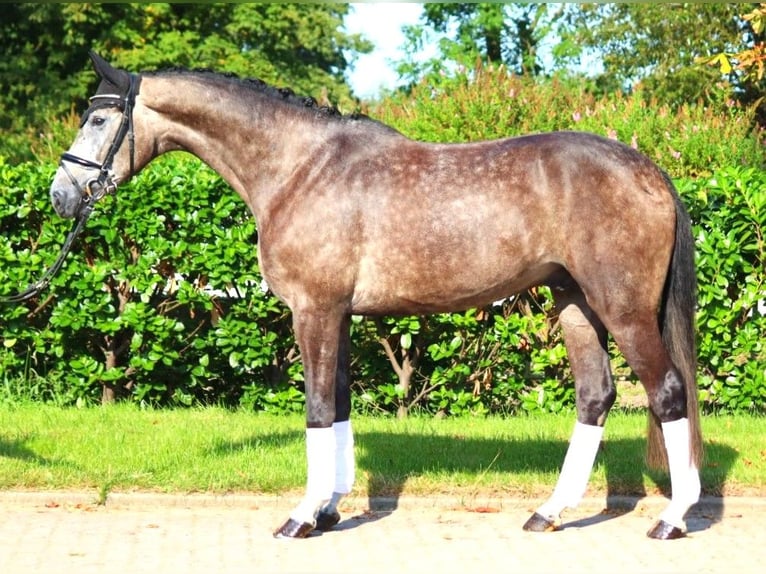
608 317 700 539
524 284 615 532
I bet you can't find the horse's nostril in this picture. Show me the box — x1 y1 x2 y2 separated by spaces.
51 189 65 213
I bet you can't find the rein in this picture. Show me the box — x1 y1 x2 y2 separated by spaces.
0 205 94 304
0 73 140 304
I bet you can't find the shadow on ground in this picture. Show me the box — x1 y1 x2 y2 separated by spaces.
0 436 51 466
213 428 737 536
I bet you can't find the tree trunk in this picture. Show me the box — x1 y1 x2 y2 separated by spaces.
374 318 422 418
395 353 416 419
101 347 118 404
100 279 132 404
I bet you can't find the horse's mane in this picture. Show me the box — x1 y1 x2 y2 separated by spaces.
146 67 388 128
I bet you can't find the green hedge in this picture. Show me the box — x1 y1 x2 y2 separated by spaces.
0 156 297 408
0 68 763 414
371 65 763 179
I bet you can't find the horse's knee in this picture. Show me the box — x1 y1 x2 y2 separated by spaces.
306 413 336 429
306 388 337 428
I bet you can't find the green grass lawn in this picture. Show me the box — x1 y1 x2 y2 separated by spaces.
0 404 763 500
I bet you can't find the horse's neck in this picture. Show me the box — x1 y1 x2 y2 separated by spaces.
141 75 322 217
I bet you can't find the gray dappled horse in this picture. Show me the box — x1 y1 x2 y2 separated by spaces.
51 52 703 540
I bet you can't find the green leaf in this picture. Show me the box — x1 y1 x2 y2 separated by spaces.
400 332 412 350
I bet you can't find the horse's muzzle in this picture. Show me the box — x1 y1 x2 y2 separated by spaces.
50 187 80 219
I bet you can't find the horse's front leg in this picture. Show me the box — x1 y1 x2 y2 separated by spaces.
315 314 355 531
274 308 346 539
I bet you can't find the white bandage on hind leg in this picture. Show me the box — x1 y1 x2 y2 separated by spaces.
290 427 336 524
537 421 604 519
658 417 701 529
333 420 355 494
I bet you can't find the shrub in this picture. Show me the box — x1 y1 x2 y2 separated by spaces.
363 65 765 415
679 168 766 411
0 66 763 414
0 155 300 408
371 64 763 179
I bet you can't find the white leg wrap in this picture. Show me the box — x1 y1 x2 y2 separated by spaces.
319 421 355 516
333 420 355 494
290 427 336 524
537 422 604 519
658 418 701 529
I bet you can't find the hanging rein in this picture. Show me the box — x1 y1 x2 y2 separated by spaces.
0 73 140 304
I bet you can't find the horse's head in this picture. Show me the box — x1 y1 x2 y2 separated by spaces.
50 51 142 218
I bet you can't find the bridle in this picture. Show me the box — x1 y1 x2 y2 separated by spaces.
0 73 140 304
59 72 141 215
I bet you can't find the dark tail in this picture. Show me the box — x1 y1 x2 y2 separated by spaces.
646 174 703 470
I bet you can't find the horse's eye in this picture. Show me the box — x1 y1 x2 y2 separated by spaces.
91 116 106 127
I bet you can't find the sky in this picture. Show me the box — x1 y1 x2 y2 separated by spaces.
343 3 602 99
343 3 429 99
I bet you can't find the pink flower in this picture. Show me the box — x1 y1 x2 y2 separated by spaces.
607 128 618 140
572 111 581 122
631 133 639 149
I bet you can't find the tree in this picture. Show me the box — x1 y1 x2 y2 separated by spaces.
559 3 762 108
397 3 764 119
702 3 766 123
0 3 371 162
396 3 554 84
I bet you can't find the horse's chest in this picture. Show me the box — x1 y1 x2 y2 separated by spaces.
256 225 357 308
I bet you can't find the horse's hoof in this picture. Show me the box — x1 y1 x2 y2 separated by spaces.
273 518 315 539
315 509 341 531
522 512 559 532
647 520 686 540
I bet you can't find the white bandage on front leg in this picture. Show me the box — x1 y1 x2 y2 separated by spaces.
658 418 701 530
537 421 604 520
333 420 355 494
319 420 355 517
290 427 336 525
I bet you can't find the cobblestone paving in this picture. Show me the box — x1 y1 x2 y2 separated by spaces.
0 492 762 573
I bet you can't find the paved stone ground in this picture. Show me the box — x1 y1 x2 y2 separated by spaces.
0 491 763 573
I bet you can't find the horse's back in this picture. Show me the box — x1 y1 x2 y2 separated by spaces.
345 130 676 315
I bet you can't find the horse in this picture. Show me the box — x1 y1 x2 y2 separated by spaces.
51 52 703 540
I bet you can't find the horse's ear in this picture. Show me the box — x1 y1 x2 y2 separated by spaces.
89 50 118 80
88 50 130 94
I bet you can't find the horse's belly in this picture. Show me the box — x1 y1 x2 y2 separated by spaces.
350 260 561 315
